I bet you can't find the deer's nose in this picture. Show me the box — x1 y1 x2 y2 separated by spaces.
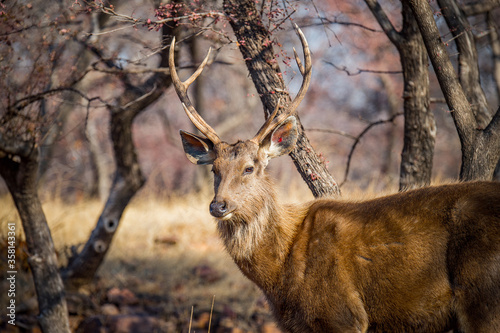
210 200 229 218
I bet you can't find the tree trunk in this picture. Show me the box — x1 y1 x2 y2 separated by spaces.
0 148 70 333
62 9 179 287
61 108 146 287
223 0 340 198
406 0 500 180
364 0 435 190
437 0 492 128
459 114 500 180
487 12 500 181
398 2 435 190
86 117 111 200
488 12 500 102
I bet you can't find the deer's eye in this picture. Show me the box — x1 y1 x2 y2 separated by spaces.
243 166 254 175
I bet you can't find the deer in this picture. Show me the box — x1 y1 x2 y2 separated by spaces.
168 27 500 333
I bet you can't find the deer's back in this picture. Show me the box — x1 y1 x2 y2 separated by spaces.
272 181 500 332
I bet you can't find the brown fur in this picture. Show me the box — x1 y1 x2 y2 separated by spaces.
226 177 500 332
182 135 500 332
265 181 500 332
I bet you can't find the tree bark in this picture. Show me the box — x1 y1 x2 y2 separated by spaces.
398 2 435 190
406 0 500 180
487 12 500 180
364 0 435 190
61 6 179 287
223 0 340 198
0 145 70 333
487 12 500 102
85 117 111 200
61 107 146 287
437 0 491 128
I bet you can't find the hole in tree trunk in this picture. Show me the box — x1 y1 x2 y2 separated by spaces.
93 240 107 253
104 219 118 233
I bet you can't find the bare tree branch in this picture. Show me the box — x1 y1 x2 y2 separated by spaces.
88 2 224 28
324 60 402 76
461 0 500 16
340 112 403 187
307 114 404 187
306 128 357 140
407 0 477 146
298 16 382 33
307 0 338 47
364 0 404 45
9 87 108 112
438 0 492 128
487 12 500 101
0 19 83 37
430 97 447 104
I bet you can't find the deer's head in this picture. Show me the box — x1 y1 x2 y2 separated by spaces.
170 26 311 222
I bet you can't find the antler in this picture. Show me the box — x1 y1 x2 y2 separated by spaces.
252 24 312 144
169 37 221 144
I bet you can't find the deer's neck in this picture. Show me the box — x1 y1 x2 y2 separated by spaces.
216 185 307 290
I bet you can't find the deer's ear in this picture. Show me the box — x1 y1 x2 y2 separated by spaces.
262 116 298 159
180 130 216 165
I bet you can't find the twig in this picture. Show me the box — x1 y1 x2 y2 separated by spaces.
0 20 83 37
188 306 193 333
430 97 447 104
364 0 403 45
269 2 296 33
208 295 215 333
324 60 402 76
91 63 170 76
84 23 137 37
306 128 357 140
340 112 403 186
297 16 382 33
9 87 108 112
122 83 157 110
94 2 224 27
308 112 403 186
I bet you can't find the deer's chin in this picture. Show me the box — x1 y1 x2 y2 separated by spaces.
217 212 233 221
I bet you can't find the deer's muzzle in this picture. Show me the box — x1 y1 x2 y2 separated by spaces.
210 199 234 220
